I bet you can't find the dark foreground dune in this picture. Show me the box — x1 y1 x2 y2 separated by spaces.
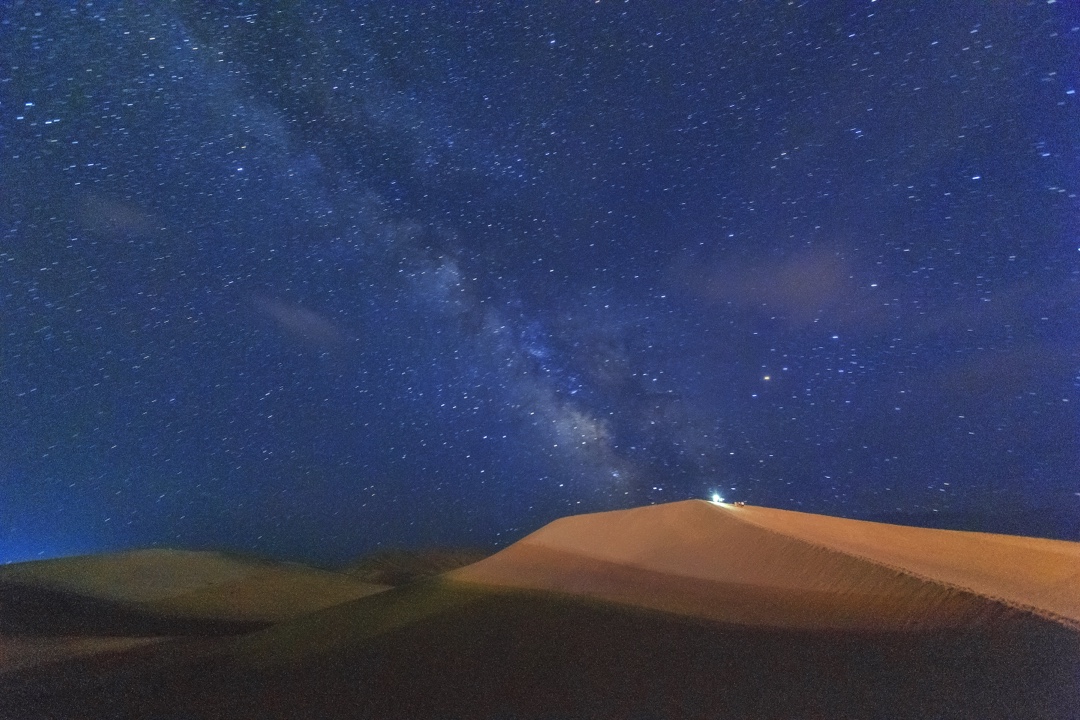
1 501 1077 719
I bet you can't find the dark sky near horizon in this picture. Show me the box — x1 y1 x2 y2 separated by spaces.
1 1 1078 565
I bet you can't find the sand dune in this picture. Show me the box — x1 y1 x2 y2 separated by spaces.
0 549 388 624
725 503 1080 626
342 549 490 586
450 500 1080 631
0 635 167 675
0 549 388 674
3 506 1078 719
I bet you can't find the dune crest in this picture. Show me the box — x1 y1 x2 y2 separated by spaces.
450 500 1080 631
723 503 1080 628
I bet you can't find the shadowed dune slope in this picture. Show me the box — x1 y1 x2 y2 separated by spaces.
0 549 388 626
450 500 1080 631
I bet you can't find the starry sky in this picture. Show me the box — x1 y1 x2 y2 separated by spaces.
2 1 1078 566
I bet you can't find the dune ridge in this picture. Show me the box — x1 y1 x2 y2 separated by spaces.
0 549 388 623
721 503 1080 630
0 549 389 673
450 500 1080 631
0 550 257 603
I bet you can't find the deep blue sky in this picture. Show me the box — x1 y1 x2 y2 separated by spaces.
2 1 1078 565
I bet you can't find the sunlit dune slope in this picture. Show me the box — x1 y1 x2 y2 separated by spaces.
0 549 388 624
726 503 1080 626
450 500 1080 631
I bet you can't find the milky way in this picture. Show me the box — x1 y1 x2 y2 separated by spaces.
2 2 1078 564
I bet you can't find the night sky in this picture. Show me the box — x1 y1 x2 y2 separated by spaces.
2 2 1078 566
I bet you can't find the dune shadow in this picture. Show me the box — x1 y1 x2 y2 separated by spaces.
0 580 270 637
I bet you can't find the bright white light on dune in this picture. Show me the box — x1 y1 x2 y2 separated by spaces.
711 493 723 504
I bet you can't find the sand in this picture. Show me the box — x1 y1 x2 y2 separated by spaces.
4 504 1078 718
0 549 388 623
0 549 389 674
0 635 167 675
450 499 1080 631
